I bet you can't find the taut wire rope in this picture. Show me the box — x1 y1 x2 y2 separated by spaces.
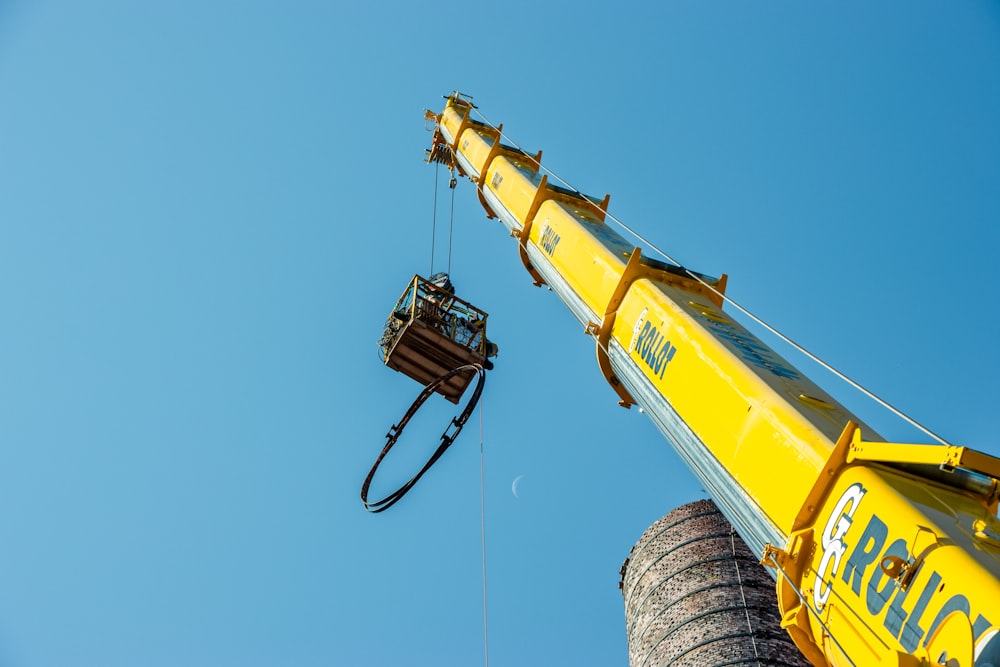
731 531 761 666
469 108 951 448
427 118 489 664
763 552 859 666
430 161 459 277
449 172 457 275
430 161 439 275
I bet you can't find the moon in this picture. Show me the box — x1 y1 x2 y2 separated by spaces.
511 474 525 499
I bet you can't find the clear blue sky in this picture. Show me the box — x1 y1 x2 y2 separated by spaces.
2 2 998 666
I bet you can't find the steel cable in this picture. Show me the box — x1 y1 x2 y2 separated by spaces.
468 106 951 447
479 400 490 667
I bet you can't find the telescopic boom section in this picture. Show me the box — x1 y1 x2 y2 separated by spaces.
429 92 1000 666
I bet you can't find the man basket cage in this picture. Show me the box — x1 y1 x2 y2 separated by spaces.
378 274 497 403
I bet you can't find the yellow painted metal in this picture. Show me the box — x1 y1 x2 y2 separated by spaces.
950 448 1000 479
800 465 1000 666
925 611 973 667
427 93 1000 666
484 155 546 223
848 441 1000 481
440 101 471 158
454 126 498 179
632 286 845 532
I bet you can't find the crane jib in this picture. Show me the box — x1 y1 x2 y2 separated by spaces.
429 92 1000 666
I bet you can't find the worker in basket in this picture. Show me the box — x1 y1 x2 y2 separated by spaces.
380 272 497 371
422 272 497 369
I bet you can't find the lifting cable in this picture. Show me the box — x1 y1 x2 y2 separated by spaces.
448 177 456 275
362 364 493 664
361 364 486 513
477 399 490 667
469 107 951 448
429 155 459 277
423 130 490 664
430 161 439 276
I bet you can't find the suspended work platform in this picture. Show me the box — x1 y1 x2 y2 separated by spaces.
379 274 495 403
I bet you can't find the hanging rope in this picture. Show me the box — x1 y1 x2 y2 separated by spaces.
448 172 457 275
478 398 490 667
469 106 950 447
430 146 459 277
430 161 439 275
361 364 486 513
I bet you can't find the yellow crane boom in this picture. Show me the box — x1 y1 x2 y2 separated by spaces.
427 93 1000 666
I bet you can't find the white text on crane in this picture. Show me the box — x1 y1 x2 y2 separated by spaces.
814 482 867 610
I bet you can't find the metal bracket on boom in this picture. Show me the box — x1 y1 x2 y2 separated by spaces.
585 249 649 409
761 541 829 667
516 174 553 287
585 247 729 408
790 421 861 533
847 441 1000 481
515 175 611 288
440 94 545 225
471 123 507 219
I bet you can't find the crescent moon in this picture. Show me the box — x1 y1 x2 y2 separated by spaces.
512 474 525 499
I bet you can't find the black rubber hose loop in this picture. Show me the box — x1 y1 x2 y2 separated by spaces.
361 364 486 513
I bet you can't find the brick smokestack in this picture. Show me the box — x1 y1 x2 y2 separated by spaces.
619 499 810 666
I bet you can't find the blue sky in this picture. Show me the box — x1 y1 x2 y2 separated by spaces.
1 2 998 666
